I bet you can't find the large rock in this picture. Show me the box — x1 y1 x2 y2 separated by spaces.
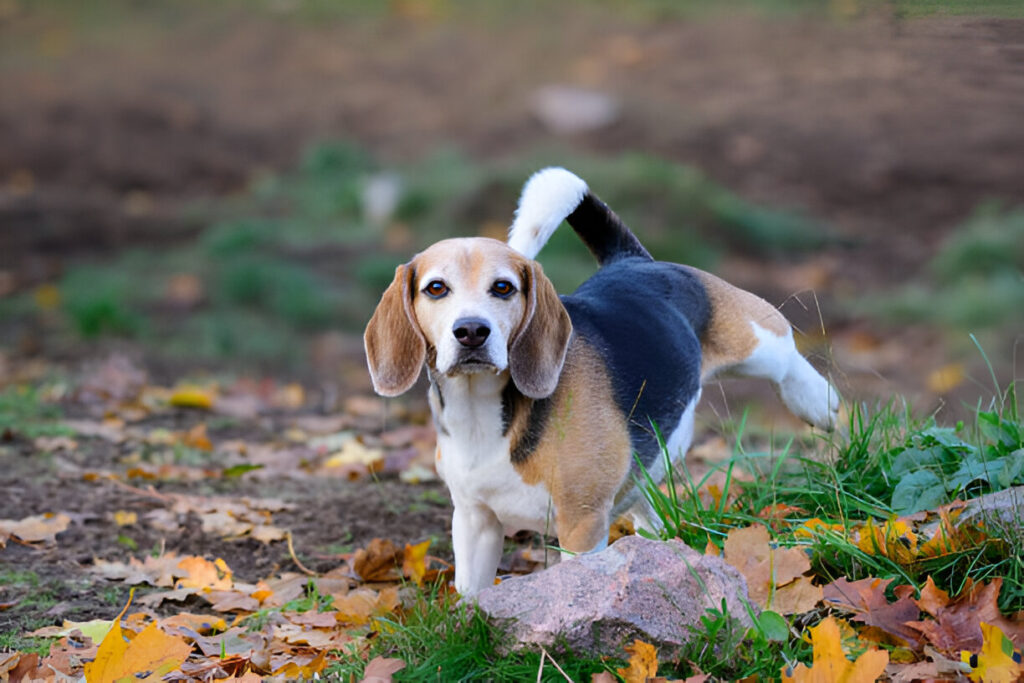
475 535 754 657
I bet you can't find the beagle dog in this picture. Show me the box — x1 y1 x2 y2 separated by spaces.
365 168 839 596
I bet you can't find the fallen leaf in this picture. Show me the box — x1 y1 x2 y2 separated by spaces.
771 576 825 616
176 556 233 591
0 512 71 545
168 385 216 410
27 618 114 643
403 539 431 586
183 423 213 451
782 616 889 683
354 538 402 582
84 596 191 683
113 510 137 527
927 363 965 394
908 577 1024 654
361 656 406 682
856 517 917 566
823 576 921 648
723 524 817 611
617 639 658 683
961 622 1024 683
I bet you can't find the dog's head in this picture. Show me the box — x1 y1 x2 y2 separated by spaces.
364 237 572 399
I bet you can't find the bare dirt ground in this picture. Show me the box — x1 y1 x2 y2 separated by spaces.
1 4 1023 644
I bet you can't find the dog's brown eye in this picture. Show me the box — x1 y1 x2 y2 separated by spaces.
424 280 448 298
490 280 515 298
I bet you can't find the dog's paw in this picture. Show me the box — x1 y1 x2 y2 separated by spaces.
779 355 840 430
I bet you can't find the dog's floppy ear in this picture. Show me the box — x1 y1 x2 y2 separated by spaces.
364 263 426 397
509 261 572 399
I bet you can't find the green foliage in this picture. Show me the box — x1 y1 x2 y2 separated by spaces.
663 602 810 681
864 204 1024 330
61 266 145 337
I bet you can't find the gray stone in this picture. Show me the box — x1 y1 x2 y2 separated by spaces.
475 535 754 657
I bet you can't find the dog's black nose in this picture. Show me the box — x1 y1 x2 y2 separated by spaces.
453 318 491 348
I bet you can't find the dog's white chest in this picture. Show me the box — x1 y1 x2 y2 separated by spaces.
431 374 555 535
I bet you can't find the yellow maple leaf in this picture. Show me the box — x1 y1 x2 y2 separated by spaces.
617 639 658 683
782 617 889 683
962 622 1024 683
402 539 431 586
84 593 192 683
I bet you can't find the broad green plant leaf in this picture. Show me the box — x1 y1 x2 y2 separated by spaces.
891 470 946 515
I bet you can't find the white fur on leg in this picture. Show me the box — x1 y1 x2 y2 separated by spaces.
452 504 504 597
738 323 840 430
778 353 840 430
507 167 588 259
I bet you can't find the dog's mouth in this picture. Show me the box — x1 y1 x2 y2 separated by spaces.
449 351 500 374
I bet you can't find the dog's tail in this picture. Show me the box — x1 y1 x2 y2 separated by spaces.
508 167 652 265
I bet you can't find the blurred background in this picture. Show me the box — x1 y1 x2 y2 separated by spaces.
1 0 1022 425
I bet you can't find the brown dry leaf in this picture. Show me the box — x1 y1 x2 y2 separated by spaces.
90 552 188 587
0 512 71 545
771 575 825 616
159 612 228 635
617 639 659 683
823 576 921 648
207 590 260 613
361 656 407 682
723 524 816 611
354 538 403 582
907 577 1024 654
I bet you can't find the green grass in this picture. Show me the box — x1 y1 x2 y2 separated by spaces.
622 383 1024 676
327 584 618 682
1 140 834 370
0 384 71 439
863 203 1024 331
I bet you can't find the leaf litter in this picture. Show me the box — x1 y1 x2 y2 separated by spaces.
4 353 1024 680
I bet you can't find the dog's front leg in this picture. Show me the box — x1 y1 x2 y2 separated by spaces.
451 503 504 597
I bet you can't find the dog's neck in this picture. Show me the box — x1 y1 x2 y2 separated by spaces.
429 370 510 445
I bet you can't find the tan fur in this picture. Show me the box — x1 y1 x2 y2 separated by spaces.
684 266 791 380
512 337 631 553
364 263 426 397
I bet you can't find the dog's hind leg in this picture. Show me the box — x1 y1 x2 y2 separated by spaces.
688 267 840 430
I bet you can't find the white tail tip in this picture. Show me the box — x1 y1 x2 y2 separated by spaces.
507 167 588 260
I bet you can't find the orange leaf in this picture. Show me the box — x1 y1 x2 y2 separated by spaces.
617 639 658 683
84 594 191 683
782 617 889 683
176 556 233 590
183 423 213 451
723 524 814 611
